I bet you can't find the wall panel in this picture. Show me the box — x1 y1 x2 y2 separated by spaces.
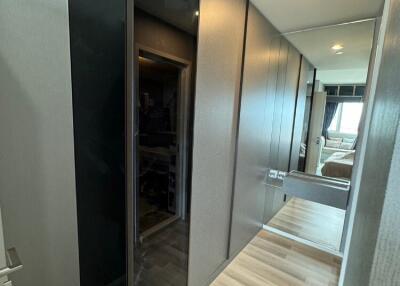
278 45 301 172
289 57 313 171
0 0 80 285
263 36 282 222
188 0 247 285
68 0 126 285
229 4 280 257
342 0 400 283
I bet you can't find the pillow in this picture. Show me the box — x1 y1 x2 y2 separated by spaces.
340 142 354 150
343 138 355 144
326 139 341 148
328 137 343 142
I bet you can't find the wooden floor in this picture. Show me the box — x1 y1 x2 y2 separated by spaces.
211 230 341 286
267 198 346 251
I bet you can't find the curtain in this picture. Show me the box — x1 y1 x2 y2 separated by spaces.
322 102 338 138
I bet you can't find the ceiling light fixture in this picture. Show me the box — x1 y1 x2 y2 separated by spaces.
195 10 199 16
336 51 344 55
331 44 344 51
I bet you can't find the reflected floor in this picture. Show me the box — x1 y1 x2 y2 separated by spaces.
134 219 189 286
212 230 341 286
267 198 346 251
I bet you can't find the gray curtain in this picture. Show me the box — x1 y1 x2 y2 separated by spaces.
322 102 338 138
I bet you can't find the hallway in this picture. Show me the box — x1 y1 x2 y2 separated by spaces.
211 230 341 286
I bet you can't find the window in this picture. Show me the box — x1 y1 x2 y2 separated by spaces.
328 102 363 134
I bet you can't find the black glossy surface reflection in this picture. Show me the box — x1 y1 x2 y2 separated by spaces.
68 1 126 285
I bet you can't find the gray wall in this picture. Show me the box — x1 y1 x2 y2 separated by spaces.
188 0 247 285
341 0 400 284
369 121 400 285
0 0 80 286
229 4 280 256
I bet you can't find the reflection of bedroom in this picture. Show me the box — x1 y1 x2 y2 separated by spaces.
264 18 375 255
294 19 374 181
318 90 364 180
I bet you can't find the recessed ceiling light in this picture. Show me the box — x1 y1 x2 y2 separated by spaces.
195 10 199 16
332 44 344 51
336 51 344 55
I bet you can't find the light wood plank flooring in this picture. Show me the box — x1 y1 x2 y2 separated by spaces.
211 230 341 286
268 198 346 251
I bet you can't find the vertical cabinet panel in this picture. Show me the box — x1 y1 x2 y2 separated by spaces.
0 1 80 285
263 36 282 223
264 38 290 220
229 4 281 257
289 58 313 171
188 0 247 285
278 45 301 170
68 1 126 285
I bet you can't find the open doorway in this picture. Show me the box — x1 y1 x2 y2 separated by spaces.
137 50 189 239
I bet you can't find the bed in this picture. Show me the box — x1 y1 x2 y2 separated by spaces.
321 151 355 180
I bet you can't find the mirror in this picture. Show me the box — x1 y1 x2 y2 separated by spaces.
287 21 374 181
133 1 199 285
266 20 374 251
233 0 378 255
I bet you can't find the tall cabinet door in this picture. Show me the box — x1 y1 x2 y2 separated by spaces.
229 3 280 257
188 0 247 285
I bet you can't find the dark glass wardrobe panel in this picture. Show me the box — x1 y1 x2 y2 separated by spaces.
68 1 126 285
133 1 199 285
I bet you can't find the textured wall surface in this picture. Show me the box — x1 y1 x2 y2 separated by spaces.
0 0 80 285
188 0 247 285
229 3 280 257
341 0 400 284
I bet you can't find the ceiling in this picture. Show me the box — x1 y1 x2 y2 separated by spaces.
251 0 384 33
251 0 382 84
135 0 199 34
286 20 375 70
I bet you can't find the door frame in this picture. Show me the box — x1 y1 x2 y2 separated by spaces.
132 43 192 242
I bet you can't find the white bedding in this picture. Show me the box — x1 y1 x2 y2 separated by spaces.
321 151 355 179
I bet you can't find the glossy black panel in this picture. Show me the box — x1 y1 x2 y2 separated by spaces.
68 1 126 285
133 4 198 286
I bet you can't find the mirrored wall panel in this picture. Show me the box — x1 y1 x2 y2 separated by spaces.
266 19 375 252
133 1 199 285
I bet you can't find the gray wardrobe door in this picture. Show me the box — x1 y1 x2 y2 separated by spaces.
289 57 313 171
278 45 302 171
264 39 302 221
263 38 289 220
263 36 282 223
228 4 281 257
188 0 247 285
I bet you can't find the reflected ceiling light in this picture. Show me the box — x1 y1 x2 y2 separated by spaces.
331 44 344 51
336 51 344 55
195 10 199 16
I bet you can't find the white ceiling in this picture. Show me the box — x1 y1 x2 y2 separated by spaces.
251 0 382 84
251 0 384 33
286 20 375 70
